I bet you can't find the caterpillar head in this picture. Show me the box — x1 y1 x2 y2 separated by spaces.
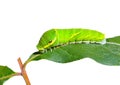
37 29 56 51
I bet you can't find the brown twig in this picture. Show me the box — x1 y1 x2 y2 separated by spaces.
18 57 31 85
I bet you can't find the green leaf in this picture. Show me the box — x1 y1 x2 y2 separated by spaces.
0 66 16 85
27 43 120 66
107 36 120 44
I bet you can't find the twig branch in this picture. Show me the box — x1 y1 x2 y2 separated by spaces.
18 57 31 85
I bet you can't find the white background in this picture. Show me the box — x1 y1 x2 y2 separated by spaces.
0 0 120 85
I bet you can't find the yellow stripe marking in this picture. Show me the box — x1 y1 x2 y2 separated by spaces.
69 32 80 40
43 37 56 49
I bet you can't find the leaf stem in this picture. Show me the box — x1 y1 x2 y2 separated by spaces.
18 57 31 85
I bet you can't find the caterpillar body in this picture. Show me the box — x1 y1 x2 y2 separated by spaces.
37 28 105 51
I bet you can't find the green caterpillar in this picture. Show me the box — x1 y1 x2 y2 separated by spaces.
37 28 105 51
